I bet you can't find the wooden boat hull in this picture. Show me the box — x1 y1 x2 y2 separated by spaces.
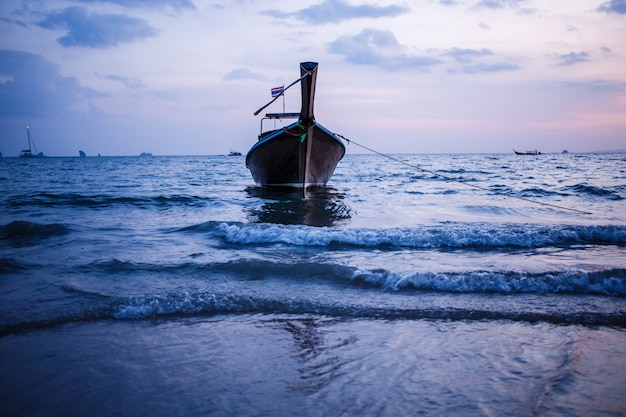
513 149 541 155
246 62 345 189
246 122 345 187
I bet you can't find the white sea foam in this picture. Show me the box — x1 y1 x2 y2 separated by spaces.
350 268 626 296
214 222 626 249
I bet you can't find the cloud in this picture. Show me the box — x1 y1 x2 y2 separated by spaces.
475 0 522 9
37 6 159 48
96 72 146 89
548 51 591 66
1 1 35 27
328 31 517 74
76 0 196 11
0 16 28 27
0 50 105 118
473 0 536 13
223 68 267 82
440 47 520 74
597 0 626 14
328 29 441 71
263 0 409 25
445 47 493 63
461 62 521 73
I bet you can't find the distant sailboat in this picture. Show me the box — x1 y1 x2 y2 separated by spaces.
20 127 44 158
79 150 86 157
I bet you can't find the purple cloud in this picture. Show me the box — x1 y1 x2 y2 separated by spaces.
37 6 159 48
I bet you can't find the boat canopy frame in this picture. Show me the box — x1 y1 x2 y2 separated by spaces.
260 112 300 136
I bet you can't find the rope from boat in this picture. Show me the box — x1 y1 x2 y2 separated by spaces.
335 133 592 215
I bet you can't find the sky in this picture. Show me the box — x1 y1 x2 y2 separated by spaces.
0 0 625 156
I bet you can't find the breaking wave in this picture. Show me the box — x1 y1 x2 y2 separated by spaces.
2 257 624 336
350 267 626 296
179 221 626 249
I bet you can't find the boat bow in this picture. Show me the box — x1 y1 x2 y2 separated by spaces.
245 62 345 191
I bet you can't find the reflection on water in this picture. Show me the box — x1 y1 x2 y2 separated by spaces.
245 187 352 227
269 317 345 395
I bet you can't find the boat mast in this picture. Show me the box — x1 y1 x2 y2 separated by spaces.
23 127 31 153
24 127 40 156
29 127 38 154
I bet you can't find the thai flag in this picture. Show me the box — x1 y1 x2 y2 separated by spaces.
271 86 284 97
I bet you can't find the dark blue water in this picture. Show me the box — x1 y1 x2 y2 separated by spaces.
1 153 625 416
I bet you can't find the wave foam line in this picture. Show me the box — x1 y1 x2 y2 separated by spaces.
212 222 626 249
74 257 626 297
2 285 625 337
351 268 626 296
110 292 626 328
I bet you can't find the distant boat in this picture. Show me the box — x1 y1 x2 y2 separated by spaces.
139 152 153 157
20 127 44 158
513 149 541 155
246 62 345 192
79 150 86 157
228 150 242 156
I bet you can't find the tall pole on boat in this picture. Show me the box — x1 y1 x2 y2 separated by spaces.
299 62 317 125
298 62 318 196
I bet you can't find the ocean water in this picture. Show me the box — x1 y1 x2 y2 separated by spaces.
1 152 625 416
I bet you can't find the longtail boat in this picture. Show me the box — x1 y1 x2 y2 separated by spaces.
246 62 345 192
513 149 541 155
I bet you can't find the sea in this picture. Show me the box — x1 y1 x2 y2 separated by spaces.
1 151 625 417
